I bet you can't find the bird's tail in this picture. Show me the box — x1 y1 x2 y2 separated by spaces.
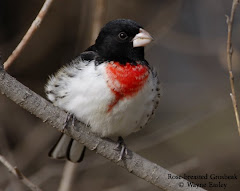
49 134 86 163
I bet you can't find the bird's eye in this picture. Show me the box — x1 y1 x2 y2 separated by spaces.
118 32 128 40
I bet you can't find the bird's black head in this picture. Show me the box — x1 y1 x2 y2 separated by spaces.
95 19 153 64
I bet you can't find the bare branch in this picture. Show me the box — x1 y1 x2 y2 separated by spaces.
0 155 42 191
58 161 78 191
226 0 240 135
0 68 205 190
3 0 54 70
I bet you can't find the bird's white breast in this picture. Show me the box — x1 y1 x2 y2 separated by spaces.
45 60 159 138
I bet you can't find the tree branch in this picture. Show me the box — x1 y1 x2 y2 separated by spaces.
0 67 205 191
58 161 77 191
3 0 54 70
0 154 42 191
226 0 240 135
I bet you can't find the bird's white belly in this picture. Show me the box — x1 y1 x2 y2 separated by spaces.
47 61 157 137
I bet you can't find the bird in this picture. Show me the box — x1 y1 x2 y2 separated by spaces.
45 19 160 163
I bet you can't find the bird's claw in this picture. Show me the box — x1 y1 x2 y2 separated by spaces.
63 113 76 130
114 137 128 161
118 144 128 161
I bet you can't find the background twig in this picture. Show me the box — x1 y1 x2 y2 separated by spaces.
3 0 54 70
0 155 42 191
58 161 77 191
226 0 240 134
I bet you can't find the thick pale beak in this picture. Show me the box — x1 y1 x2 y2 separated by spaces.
132 28 154 47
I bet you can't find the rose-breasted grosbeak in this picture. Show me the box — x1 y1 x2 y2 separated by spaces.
45 19 160 162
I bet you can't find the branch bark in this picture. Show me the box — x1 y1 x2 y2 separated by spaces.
0 67 205 191
226 0 240 135
3 0 54 70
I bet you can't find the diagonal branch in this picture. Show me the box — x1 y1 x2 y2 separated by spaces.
0 66 205 191
3 0 54 70
226 0 240 135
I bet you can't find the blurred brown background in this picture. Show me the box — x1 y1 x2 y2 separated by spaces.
1 0 240 190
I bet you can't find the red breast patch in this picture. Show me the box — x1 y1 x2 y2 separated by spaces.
106 62 149 112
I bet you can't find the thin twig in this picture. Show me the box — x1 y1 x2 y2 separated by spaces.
0 128 24 191
226 0 240 135
0 65 206 191
0 155 42 191
3 0 54 70
58 161 78 191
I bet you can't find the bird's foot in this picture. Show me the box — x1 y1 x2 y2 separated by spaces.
63 112 76 130
114 136 128 161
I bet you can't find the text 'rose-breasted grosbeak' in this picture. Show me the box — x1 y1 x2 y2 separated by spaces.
45 19 160 162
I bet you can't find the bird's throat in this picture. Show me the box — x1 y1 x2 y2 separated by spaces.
106 62 149 112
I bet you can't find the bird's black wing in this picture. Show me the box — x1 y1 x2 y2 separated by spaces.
80 45 105 65
80 51 98 61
